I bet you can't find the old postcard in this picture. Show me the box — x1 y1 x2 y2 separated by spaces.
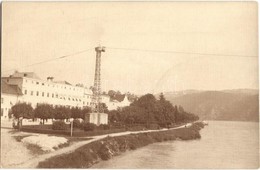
1 1 259 169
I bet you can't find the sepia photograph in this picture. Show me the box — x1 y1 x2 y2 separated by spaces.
1 1 259 169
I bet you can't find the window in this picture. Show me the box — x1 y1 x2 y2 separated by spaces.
42 83 44 85
52 93 54 98
36 91 39 96
31 91 34 96
25 80 28 83
42 92 44 97
36 82 39 85
1 108 3 116
56 94 58 98
47 93 49 97
24 90 27 95
68 97 70 101
1 98 3 104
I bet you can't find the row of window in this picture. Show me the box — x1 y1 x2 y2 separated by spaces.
34 102 92 108
24 79 83 92
24 90 85 102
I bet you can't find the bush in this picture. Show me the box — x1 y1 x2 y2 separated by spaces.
52 121 67 130
147 123 160 130
99 124 110 130
83 122 96 131
110 122 125 129
73 119 82 129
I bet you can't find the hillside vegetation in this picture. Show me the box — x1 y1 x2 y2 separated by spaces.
164 90 259 122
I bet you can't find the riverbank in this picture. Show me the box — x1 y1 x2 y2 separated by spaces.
37 122 205 168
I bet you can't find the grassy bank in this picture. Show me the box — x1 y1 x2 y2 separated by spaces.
37 122 205 168
21 125 126 137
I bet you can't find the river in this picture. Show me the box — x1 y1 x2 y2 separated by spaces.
92 121 259 169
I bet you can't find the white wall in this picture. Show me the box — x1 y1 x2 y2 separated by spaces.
1 93 18 120
3 76 93 109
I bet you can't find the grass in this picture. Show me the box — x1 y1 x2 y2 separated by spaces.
13 135 33 142
37 122 205 168
26 143 47 155
13 135 48 155
21 125 127 137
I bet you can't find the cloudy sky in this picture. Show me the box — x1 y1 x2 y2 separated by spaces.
2 2 258 94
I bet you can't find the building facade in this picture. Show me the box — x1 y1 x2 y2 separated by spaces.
1 71 132 120
1 72 93 119
1 81 22 120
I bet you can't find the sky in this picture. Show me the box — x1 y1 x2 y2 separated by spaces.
2 2 259 95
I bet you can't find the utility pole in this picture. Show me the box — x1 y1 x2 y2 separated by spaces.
92 46 105 113
87 45 108 125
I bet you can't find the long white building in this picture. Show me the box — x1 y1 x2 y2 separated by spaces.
1 71 93 120
1 71 132 120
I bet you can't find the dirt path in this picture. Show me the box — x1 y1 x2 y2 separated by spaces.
1 128 35 168
2 125 186 168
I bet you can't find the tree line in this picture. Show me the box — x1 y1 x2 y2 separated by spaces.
10 93 199 128
10 103 92 125
108 93 199 128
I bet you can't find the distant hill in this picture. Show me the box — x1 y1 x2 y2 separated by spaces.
160 90 259 122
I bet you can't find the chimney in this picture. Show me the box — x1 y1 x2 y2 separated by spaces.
47 77 54 82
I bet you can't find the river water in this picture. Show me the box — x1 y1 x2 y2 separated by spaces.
92 121 259 169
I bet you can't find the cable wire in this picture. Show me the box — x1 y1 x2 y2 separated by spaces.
3 48 94 73
107 47 258 58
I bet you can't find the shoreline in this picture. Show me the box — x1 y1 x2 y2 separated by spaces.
37 122 205 168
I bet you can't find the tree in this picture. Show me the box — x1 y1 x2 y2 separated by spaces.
54 106 71 120
11 102 34 119
34 103 54 124
81 106 91 120
71 107 82 119
106 93 199 128
108 110 120 123
157 93 175 126
100 103 109 113
159 92 166 102
108 90 117 98
131 94 158 126
11 102 34 129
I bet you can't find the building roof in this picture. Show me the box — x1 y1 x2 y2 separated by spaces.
1 80 23 95
10 71 41 80
84 88 93 95
54 81 72 85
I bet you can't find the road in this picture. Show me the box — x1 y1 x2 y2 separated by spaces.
1 121 186 168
